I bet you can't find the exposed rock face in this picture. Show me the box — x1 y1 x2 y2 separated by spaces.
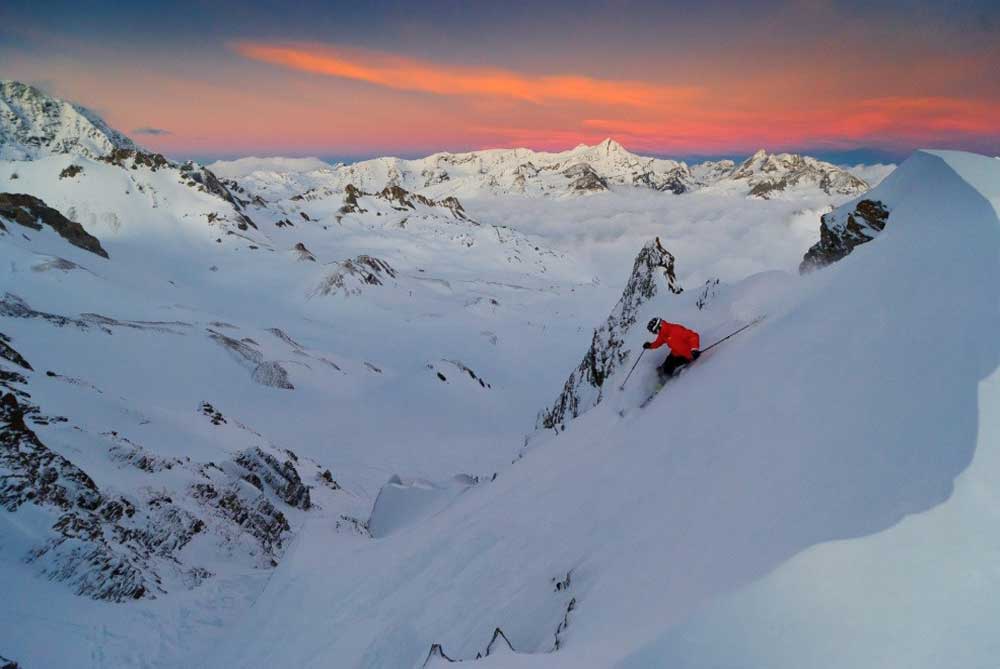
179 162 258 230
632 167 690 194
537 237 682 430
377 184 436 209
0 80 137 160
1 391 201 601
58 164 84 179
423 627 516 666
730 149 869 198
562 163 609 192
0 332 32 371
0 193 109 258
1 392 101 512
313 255 398 297
2 375 311 602
234 447 311 510
800 199 890 273
338 184 368 217
293 242 316 261
99 147 170 171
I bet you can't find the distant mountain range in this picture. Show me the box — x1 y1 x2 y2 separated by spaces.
1 80 869 201
213 138 871 201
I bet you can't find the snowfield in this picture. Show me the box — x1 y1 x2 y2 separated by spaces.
3 81 999 669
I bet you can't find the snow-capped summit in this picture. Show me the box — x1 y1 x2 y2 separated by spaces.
218 140 870 203
0 81 137 160
721 148 869 198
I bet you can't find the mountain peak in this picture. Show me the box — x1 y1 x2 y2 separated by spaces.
0 79 137 160
598 137 625 152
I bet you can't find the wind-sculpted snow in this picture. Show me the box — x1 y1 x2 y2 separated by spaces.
537 237 681 430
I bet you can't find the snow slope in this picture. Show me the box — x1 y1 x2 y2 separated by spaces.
200 150 1000 668
1 79 993 669
616 150 1000 669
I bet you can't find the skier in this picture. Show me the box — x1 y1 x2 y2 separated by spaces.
643 318 701 379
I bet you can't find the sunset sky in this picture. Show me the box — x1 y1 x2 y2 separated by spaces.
2 0 998 162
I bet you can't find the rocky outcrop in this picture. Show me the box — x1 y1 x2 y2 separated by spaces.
99 147 170 171
632 166 691 194
1 391 202 601
0 193 109 258
92 147 257 231
562 163 609 192
234 447 312 510
422 628 516 666
337 184 368 217
58 164 84 179
180 162 258 230
0 332 32 371
313 255 398 297
538 237 682 430
800 199 890 273
2 388 314 601
1 393 101 512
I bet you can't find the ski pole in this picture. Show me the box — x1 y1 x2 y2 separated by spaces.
702 316 766 353
619 348 646 390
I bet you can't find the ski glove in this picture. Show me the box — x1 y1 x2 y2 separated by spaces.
642 342 652 349
691 350 701 361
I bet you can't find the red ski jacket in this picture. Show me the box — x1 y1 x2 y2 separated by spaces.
648 322 700 359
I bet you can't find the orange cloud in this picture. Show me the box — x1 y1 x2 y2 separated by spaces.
232 42 702 108
582 95 1000 152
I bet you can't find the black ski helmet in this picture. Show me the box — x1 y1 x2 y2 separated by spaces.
647 318 662 334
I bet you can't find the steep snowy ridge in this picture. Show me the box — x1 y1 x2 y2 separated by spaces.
199 150 1000 668
0 81 137 160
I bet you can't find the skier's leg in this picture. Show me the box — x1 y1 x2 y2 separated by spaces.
658 354 683 379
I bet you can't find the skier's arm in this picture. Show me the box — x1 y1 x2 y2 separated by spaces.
646 329 670 350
